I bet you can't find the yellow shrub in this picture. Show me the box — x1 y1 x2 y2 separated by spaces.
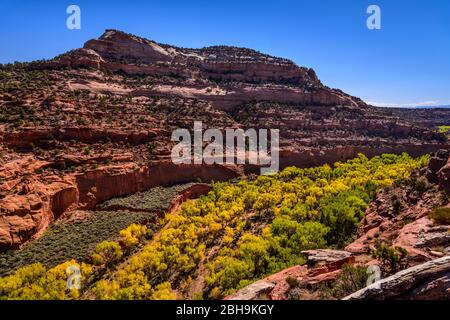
120 224 148 248
0 260 92 300
150 282 177 300
91 241 123 267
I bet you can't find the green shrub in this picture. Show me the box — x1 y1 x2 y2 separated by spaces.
372 244 408 273
429 207 450 225
410 176 428 193
391 195 402 214
98 183 195 212
318 264 369 299
285 276 299 289
319 189 369 247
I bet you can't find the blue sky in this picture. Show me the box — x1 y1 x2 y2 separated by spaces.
0 0 449 107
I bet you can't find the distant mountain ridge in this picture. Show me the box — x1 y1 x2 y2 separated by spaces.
411 105 450 109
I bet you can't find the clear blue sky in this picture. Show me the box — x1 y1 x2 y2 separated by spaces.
1 0 449 107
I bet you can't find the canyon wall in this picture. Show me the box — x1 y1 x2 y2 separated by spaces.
0 162 239 251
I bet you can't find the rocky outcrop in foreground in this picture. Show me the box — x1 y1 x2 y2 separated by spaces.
344 255 450 300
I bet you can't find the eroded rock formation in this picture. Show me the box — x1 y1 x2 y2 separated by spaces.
0 160 238 251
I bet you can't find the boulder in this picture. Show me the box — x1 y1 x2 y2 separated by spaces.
301 249 353 267
224 281 275 300
426 149 450 182
438 157 450 193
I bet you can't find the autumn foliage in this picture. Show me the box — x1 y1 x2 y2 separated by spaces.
0 153 428 300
